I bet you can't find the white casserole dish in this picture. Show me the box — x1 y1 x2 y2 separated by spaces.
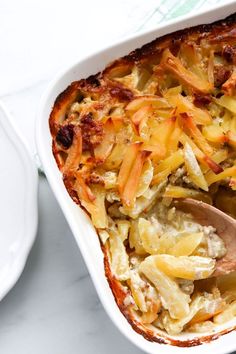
36 2 236 353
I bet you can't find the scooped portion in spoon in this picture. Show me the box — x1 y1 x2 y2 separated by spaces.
175 198 236 277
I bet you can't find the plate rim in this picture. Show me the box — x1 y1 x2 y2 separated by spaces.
0 101 38 301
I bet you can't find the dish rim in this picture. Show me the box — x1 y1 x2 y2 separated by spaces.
36 2 236 353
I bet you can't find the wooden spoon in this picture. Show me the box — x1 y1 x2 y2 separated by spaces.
174 198 236 277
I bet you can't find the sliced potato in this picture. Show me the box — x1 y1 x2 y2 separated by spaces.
159 295 204 335
164 85 182 97
131 105 151 139
126 95 170 111
98 230 110 245
150 116 176 147
158 233 176 254
152 150 184 185
138 218 160 254
183 143 209 191
190 298 226 324
81 186 108 228
213 300 236 324
227 130 236 148
152 168 170 185
129 220 146 255
117 142 141 194
154 254 215 280
202 125 228 144
153 149 184 174
163 185 212 204
166 93 212 125
181 113 213 156
179 133 222 174
215 95 236 114
141 143 166 159
139 256 190 319
121 182 166 219
136 159 154 197
168 124 182 153
129 270 148 312
94 119 115 160
169 232 204 256
201 149 228 173
161 49 213 94
105 143 127 170
141 305 160 324
74 172 96 203
122 150 151 207
109 230 130 281
205 165 236 186
117 220 130 241
180 132 205 161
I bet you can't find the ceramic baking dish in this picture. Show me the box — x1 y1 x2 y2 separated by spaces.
36 1 236 352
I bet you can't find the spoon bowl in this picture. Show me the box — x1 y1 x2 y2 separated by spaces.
175 198 236 276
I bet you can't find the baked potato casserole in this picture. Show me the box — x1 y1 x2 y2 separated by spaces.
49 14 236 344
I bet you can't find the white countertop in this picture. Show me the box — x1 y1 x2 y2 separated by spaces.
0 177 144 354
0 0 228 353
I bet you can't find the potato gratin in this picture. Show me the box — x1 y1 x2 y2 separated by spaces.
50 14 236 344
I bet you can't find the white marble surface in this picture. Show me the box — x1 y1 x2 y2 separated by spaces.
0 177 144 354
0 0 229 353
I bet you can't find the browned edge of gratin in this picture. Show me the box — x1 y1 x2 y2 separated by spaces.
102 244 236 347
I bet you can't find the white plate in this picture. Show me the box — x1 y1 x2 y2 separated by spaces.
0 102 38 300
36 2 236 353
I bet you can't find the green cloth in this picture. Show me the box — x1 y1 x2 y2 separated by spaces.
137 0 226 32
